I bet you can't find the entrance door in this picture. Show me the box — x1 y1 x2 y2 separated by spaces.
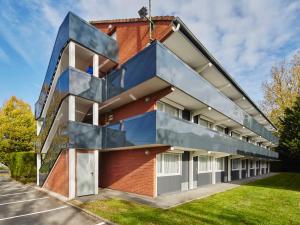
77 152 95 196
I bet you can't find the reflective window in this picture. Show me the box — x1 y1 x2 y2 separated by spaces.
232 159 239 170
216 157 224 171
199 118 213 129
198 156 212 173
157 153 182 176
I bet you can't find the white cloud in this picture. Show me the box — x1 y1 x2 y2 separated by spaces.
0 0 300 103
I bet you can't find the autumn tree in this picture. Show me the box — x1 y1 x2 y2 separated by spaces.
0 96 36 166
260 51 300 132
277 97 300 171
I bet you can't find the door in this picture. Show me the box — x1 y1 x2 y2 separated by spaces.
77 152 95 196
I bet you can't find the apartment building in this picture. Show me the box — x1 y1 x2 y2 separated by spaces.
35 12 278 199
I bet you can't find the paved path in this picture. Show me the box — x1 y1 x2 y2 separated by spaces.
77 173 278 209
0 176 105 225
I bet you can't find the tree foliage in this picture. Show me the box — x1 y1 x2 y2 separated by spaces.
0 96 36 165
278 97 300 154
260 51 300 131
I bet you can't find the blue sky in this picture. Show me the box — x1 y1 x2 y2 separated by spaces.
0 0 300 111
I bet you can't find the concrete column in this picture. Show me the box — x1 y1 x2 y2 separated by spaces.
189 152 194 189
93 54 99 78
238 159 242 179
69 42 75 68
94 150 99 194
228 156 231 182
268 161 270 173
68 95 76 199
254 160 257 176
247 159 251 177
36 120 42 135
260 161 263 175
212 156 216 184
93 103 98 126
69 95 75 121
36 153 41 186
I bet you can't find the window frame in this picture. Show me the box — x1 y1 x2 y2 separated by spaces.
241 159 246 169
215 157 225 172
231 159 240 171
198 155 212 173
156 153 182 177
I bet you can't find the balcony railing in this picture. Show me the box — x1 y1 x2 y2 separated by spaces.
35 12 118 119
36 67 102 152
104 41 278 145
39 120 102 186
102 111 278 159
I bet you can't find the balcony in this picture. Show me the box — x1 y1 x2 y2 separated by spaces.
39 120 102 185
35 12 119 119
103 41 278 145
37 67 102 152
102 111 278 159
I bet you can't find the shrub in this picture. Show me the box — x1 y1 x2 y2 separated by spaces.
9 152 36 183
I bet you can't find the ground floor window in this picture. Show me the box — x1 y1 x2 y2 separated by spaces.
241 160 246 169
157 153 182 176
232 159 239 170
250 160 254 169
198 156 212 173
215 157 224 171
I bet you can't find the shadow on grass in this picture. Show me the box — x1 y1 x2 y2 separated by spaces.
242 173 300 192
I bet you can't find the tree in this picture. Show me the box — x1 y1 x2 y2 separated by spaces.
260 51 300 132
0 96 36 166
277 97 300 171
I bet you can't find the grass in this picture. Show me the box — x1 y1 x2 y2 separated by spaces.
81 173 300 225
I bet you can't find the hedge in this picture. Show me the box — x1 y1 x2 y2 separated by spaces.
9 152 36 183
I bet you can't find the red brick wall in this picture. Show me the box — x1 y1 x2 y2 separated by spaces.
43 150 69 197
99 147 169 197
100 86 172 125
93 21 173 64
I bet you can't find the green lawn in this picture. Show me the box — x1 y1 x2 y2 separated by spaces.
81 173 300 225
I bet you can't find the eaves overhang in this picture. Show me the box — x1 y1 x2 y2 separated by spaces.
172 17 277 131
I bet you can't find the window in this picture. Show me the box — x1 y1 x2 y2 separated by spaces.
215 158 224 171
157 153 182 176
242 136 248 142
241 160 246 169
250 160 254 169
156 101 180 118
199 118 213 129
216 125 225 133
232 159 239 170
231 131 240 139
198 156 212 173
164 103 179 117
256 160 259 168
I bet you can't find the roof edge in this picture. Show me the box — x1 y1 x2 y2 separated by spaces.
90 16 175 25
172 17 277 131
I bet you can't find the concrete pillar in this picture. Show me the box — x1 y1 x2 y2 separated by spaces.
69 42 75 68
228 156 231 182
212 156 216 184
93 103 98 126
254 160 257 176
94 150 99 194
260 161 263 175
68 95 76 199
93 54 99 78
36 153 41 186
189 152 194 189
247 159 251 177
239 159 241 177
36 120 42 135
